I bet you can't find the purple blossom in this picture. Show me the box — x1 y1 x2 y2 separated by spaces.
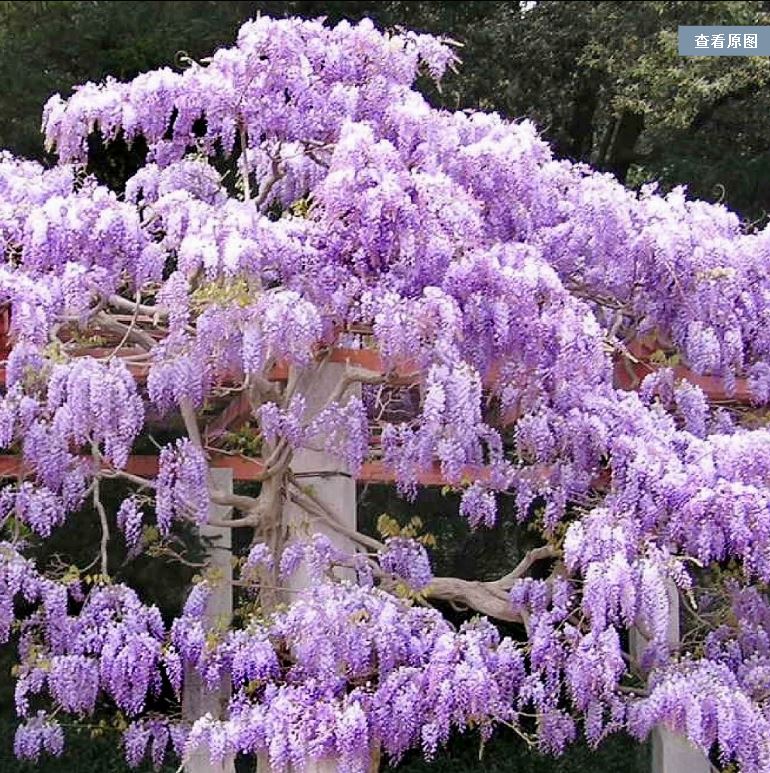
124 721 151 768
117 497 144 549
45 357 144 468
245 543 274 573
156 439 209 533
48 655 100 714
379 538 433 592
5 11 770 773
14 713 64 761
14 483 66 537
459 484 497 527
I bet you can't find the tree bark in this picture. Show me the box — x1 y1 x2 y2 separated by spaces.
604 110 644 182
283 362 359 588
258 362 363 772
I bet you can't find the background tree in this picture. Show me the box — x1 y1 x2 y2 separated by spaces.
1 1 770 217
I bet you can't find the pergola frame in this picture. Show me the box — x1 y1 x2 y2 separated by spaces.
0 303 751 484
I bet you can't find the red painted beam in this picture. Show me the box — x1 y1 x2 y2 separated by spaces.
0 454 501 486
124 453 268 479
0 453 363 484
203 350 421 442
1 326 753 407
613 358 752 403
0 316 757 490
203 392 253 444
0 454 267 481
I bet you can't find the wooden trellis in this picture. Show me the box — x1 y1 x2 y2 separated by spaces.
0 306 752 485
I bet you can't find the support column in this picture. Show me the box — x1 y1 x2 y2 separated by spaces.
632 582 710 773
271 362 359 773
284 362 358 587
183 467 236 773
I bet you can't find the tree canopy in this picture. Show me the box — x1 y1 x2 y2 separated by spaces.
1 8 770 773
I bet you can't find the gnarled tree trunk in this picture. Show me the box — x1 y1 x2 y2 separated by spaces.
258 362 365 772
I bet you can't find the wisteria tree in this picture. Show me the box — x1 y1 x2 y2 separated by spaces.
1 14 770 773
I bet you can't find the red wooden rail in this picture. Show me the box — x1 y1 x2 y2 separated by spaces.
0 454 488 486
613 338 752 402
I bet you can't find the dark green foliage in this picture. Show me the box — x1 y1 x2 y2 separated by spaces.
0 715 176 772
389 728 648 773
358 484 538 584
1 1 770 216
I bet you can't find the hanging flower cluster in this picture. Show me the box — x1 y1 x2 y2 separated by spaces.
156 439 209 533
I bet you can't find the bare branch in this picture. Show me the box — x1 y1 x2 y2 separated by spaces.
108 294 166 318
261 438 288 470
180 397 204 449
287 481 385 553
92 478 110 578
205 478 282 530
307 362 385 423
101 469 156 489
492 545 560 591
209 491 260 511
106 291 143 359
95 311 156 350
255 145 282 208
426 576 523 624
286 479 553 625
283 364 305 405
202 446 289 483
206 516 257 529
254 169 280 209
238 120 252 201
247 373 281 406
153 544 208 569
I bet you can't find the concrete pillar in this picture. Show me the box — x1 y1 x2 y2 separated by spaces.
284 362 359 587
184 467 236 773
262 362 359 773
632 581 710 773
